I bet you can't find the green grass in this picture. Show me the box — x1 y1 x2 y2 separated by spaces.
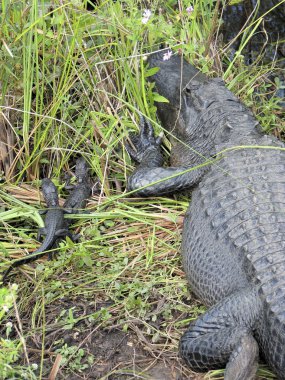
0 0 283 378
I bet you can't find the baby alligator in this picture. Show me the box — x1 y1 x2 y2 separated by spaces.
63 156 93 219
2 178 71 282
2 157 94 282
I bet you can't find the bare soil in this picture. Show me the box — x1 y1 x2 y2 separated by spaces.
22 295 203 380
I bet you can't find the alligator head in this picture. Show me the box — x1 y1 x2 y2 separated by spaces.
75 156 90 183
147 51 219 166
146 51 258 166
147 51 208 140
41 178 59 207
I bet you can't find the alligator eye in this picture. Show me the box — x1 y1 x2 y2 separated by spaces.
184 86 191 95
184 84 199 94
185 80 200 93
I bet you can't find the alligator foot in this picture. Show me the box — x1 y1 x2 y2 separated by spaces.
125 115 163 164
127 116 205 196
63 172 74 190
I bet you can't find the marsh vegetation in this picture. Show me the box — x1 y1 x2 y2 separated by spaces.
0 0 284 378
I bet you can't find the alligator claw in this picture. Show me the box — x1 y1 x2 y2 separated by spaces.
125 140 139 162
126 116 162 163
139 115 154 140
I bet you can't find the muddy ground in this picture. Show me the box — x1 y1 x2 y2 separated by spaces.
22 294 203 380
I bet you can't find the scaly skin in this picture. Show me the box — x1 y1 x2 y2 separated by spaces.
127 52 285 379
2 178 71 282
63 156 93 221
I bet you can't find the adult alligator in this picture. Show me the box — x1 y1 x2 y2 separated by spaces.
127 52 285 379
2 178 72 282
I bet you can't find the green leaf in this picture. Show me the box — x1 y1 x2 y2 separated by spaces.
229 0 244 4
83 255 93 267
153 93 169 103
144 66 160 78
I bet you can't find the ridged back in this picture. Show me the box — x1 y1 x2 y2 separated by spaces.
187 135 285 374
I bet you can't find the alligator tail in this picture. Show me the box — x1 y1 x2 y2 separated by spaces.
1 231 57 283
256 277 285 377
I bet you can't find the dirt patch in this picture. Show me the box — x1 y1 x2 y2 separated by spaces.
46 327 202 380
21 295 203 380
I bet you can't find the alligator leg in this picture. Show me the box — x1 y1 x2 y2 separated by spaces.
127 117 208 196
55 228 73 238
54 229 80 243
179 286 261 380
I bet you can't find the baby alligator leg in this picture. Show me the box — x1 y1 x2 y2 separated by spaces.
179 286 262 380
